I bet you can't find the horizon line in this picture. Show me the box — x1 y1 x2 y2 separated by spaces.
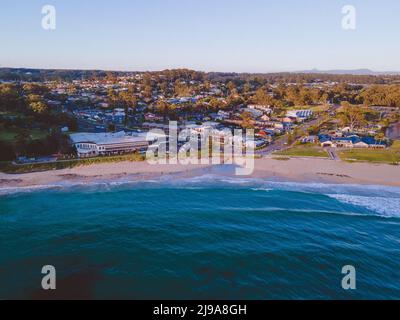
1 65 400 75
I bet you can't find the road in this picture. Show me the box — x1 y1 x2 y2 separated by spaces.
256 104 341 156
256 135 288 156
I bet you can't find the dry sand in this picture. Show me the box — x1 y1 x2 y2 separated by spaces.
0 157 399 189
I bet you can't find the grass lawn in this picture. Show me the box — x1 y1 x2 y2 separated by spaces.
0 127 48 143
274 143 329 158
338 141 400 164
0 153 145 174
287 105 329 113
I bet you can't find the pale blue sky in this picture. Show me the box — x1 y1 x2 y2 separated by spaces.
1 0 400 72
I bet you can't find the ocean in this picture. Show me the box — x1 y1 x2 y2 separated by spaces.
1 175 399 300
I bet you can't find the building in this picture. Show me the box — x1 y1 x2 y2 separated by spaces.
215 110 230 121
248 105 273 114
318 134 386 149
242 108 263 119
386 122 400 139
300 135 318 144
286 110 313 120
70 131 149 158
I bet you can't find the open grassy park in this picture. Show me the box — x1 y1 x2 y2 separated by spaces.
338 140 400 164
0 125 48 144
274 143 329 158
0 152 145 174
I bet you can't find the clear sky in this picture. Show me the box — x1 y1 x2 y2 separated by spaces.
1 0 400 72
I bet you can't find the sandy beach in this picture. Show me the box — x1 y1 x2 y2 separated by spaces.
1 157 400 189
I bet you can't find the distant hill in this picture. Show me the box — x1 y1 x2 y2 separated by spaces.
298 68 400 75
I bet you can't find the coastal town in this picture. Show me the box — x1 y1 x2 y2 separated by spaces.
3 0 400 303
0 68 400 173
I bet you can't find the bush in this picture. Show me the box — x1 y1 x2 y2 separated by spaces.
0 153 145 174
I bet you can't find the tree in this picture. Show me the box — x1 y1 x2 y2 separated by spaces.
29 101 48 114
107 89 118 108
240 111 254 129
338 102 366 130
0 84 20 110
107 123 116 132
15 129 31 156
0 141 15 160
242 82 251 94
374 132 385 144
252 88 272 105
22 83 49 96
174 81 191 97
156 100 171 122
227 81 236 94
159 81 168 93
287 133 294 146
118 91 137 126
143 85 153 99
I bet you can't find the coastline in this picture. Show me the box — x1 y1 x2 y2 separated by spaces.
1 157 400 191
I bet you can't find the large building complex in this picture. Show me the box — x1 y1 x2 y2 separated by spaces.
70 132 149 158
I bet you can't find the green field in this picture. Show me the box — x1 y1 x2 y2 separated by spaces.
338 140 400 164
287 105 329 113
274 143 329 158
0 153 145 174
0 127 48 143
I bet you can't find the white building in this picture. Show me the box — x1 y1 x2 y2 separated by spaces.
242 108 263 118
286 110 313 120
70 131 148 158
248 105 273 114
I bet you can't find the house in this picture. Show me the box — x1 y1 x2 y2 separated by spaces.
286 110 313 121
248 105 273 114
242 108 263 119
70 131 149 158
144 113 163 122
260 115 270 122
300 135 318 144
333 137 358 148
359 136 386 149
386 122 400 139
215 110 230 121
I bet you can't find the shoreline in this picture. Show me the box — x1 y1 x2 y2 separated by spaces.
1 157 400 191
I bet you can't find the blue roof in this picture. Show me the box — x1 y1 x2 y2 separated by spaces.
319 134 386 146
318 134 331 142
361 136 386 146
333 137 360 144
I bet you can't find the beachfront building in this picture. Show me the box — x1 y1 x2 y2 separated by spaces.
70 131 149 158
318 134 386 149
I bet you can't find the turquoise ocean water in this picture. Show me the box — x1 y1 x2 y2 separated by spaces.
1 174 399 299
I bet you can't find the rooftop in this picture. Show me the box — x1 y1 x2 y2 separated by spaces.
70 131 147 145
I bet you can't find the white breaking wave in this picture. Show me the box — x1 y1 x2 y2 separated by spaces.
2 173 400 220
0 184 62 196
328 194 400 217
251 187 273 192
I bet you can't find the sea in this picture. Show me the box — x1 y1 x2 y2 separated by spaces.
1 173 399 300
